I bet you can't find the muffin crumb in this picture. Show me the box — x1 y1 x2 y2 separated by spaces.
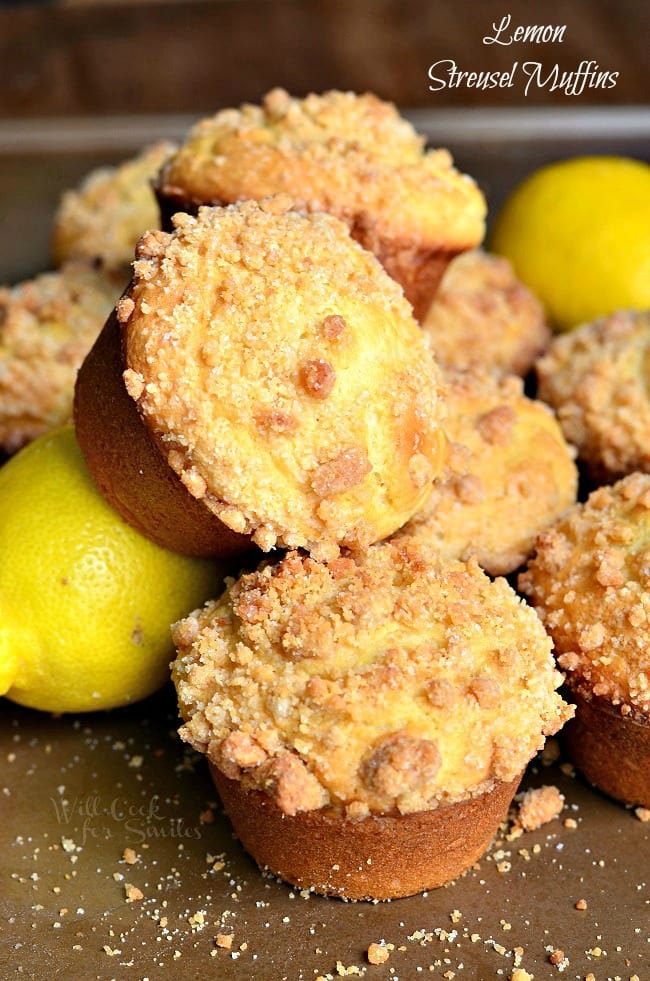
515 786 564 831
367 942 389 965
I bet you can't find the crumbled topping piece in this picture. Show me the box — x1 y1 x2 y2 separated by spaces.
367 942 389 965
311 447 372 498
300 359 336 400
515 786 564 831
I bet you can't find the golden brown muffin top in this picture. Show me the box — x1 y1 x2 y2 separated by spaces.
159 89 485 247
172 541 571 818
398 368 577 575
421 250 550 376
520 472 650 719
119 198 446 559
52 142 175 272
537 309 650 479
0 261 121 453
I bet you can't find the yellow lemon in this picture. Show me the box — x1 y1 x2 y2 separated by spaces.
0 425 222 713
490 156 650 331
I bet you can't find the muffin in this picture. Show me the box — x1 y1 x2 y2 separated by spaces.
519 472 650 807
52 142 175 274
397 368 578 575
172 541 572 900
0 261 122 454
536 309 650 481
156 89 486 319
421 250 550 376
74 197 446 560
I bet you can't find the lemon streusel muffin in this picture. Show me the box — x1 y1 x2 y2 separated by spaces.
156 89 486 319
421 250 550 376
397 368 578 575
172 541 571 899
75 197 446 560
0 261 121 453
536 309 650 481
520 472 650 806
52 142 175 273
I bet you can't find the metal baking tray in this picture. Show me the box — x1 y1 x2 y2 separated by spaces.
1 108 649 980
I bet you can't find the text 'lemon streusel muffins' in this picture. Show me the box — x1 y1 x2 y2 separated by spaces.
156 89 486 320
74 197 446 560
520 473 650 807
172 542 572 900
397 367 578 576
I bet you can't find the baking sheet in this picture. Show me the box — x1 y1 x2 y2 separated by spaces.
1 109 650 980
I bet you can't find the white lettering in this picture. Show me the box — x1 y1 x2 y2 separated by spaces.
484 14 566 46
428 59 456 91
523 60 619 97
429 60 518 92
483 14 512 45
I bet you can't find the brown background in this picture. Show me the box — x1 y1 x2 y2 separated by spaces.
0 0 648 118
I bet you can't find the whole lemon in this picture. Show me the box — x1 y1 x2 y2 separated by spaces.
0 425 222 713
491 156 650 331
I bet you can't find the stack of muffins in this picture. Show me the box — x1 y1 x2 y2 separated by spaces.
44 90 593 898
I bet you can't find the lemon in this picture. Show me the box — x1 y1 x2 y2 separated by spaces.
491 156 650 331
0 425 222 713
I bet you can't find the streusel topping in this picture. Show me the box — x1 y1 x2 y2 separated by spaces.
159 89 485 247
537 309 650 479
398 367 577 575
173 541 571 817
0 261 120 452
53 142 175 272
121 199 446 559
520 472 650 717
421 250 549 377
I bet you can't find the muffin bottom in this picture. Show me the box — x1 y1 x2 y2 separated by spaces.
210 764 521 901
348 213 458 322
74 308 253 559
562 689 650 808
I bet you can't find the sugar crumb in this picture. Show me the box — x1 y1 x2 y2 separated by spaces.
124 883 143 902
515 786 564 831
367 942 389 965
